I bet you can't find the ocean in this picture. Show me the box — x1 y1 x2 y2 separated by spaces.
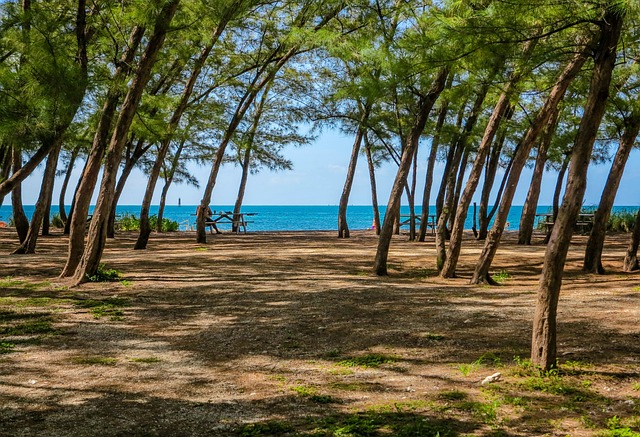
1 204 638 232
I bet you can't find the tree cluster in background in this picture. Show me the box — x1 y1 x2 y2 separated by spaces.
1 0 639 369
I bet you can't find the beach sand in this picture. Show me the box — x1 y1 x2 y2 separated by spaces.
0 228 638 436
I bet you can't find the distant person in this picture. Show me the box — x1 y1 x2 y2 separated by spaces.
197 205 221 234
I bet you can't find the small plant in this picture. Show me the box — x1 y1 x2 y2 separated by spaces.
632 382 640 391
129 357 161 364
603 416 640 437
337 353 397 368
86 264 122 282
74 297 129 321
72 356 118 366
291 385 336 404
50 213 64 228
457 362 479 376
0 341 15 354
491 270 511 284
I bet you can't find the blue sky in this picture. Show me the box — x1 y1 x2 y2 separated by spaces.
16 129 640 208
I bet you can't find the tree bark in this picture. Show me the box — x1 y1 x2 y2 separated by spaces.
11 147 29 244
60 25 145 277
470 48 590 285
374 67 449 275
583 113 640 273
623 208 640 272
435 84 489 272
0 148 12 207
517 109 559 245
441 87 514 278
544 156 569 244
70 1 180 284
12 137 63 254
58 147 79 224
364 134 381 235
531 9 623 370
338 104 370 238
419 97 450 241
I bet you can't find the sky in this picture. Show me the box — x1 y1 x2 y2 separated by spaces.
14 128 640 208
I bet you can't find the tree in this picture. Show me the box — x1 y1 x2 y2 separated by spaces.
531 5 624 370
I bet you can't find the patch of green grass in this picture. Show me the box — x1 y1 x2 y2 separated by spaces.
119 280 132 287
129 357 161 364
0 277 51 291
438 390 468 401
195 247 208 251
632 382 640 391
86 264 122 282
491 270 511 284
420 332 445 340
0 318 56 336
0 341 15 354
0 297 66 308
602 416 640 437
291 385 336 404
337 353 397 368
72 356 118 366
240 421 293 436
331 382 381 392
457 362 479 376
74 297 129 321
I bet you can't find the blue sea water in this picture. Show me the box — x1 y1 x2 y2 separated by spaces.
1 204 638 232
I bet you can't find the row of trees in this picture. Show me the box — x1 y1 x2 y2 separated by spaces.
1 0 639 370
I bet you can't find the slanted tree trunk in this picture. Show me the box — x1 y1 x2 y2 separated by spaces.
11 147 29 244
61 25 145 278
196 47 298 244
70 1 180 284
478 106 514 240
583 113 640 273
0 147 12 207
470 48 590 285
623 208 640 272
435 85 490 272
441 86 515 278
58 146 79 224
136 18 229 249
518 109 559 245
12 137 62 254
532 9 623 370
544 155 570 244
338 104 371 238
157 134 189 232
364 134 380 235
373 67 449 275
419 96 450 241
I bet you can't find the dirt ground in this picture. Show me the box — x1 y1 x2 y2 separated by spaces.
0 228 638 436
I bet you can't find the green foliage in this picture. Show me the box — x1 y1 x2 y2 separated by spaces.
116 213 179 232
71 356 118 366
337 353 397 368
0 318 55 336
607 210 638 233
491 270 511 284
129 357 162 364
0 277 50 291
602 416 640 437
85 265 122 282
74 298 129 321
239 421 294 436
50 213 65 228
0 341 15 354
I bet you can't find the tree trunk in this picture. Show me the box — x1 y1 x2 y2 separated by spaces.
196 47 298 244
0 148 12 207
441 86 514 278
470 48 590 285
374 67 449 275
338 105 370 238
435 85 490 272
157 134 189 232
419 97 450 241
108 138 149 238
583 113 640 273
61 25 145 278
11 147 29 244
58 147 79 224
532 9 623 370
70 1 180 284
623 208 640 272
364 134 380 235
12 138 62 254
478 105 514 240
517 109 559 245
136 19 228 249
233 147 253 233
544 156 569 244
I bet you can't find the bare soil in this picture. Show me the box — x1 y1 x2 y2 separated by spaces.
0 228 639 436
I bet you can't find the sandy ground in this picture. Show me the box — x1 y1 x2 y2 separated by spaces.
0 228 638 436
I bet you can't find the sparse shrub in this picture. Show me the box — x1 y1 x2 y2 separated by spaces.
86 264 122 282
50 213 64 228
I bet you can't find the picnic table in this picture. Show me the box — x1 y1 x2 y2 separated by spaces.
399 214 437 235
536 212 595 234
205 211 256 234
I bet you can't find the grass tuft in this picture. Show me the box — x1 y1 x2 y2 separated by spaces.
337 353 397 368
